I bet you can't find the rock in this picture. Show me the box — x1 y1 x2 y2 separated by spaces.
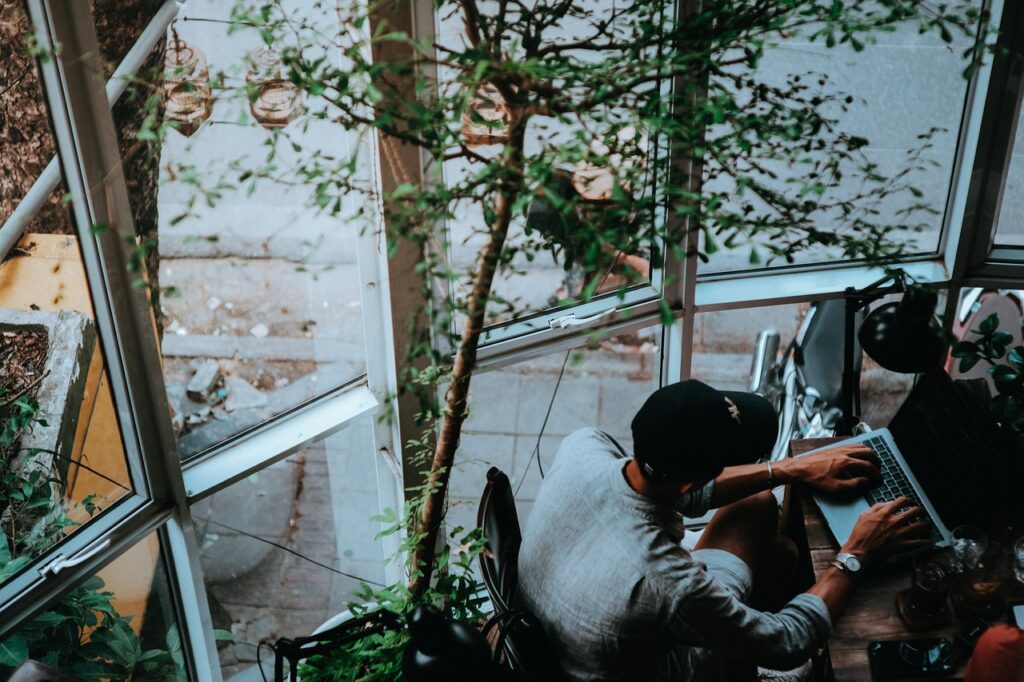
185 405 212 426
224 375 268 412
187 359 221 401
0 308 96 484
165 380 186 434
246 615 279 646
207 296 222 310
234 643 259 664
249 323 269 338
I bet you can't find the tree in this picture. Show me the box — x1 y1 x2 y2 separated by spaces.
172 0 985 605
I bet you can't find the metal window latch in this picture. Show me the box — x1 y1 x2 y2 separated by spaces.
548 309 615 329
378 447 402 484
39 539 111 578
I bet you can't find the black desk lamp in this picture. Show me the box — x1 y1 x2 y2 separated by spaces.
837 272 946 436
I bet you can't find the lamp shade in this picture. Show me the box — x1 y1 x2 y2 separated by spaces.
403 604 491 681
858 285 945 373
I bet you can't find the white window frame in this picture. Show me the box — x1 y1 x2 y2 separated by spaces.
5 0 1024 679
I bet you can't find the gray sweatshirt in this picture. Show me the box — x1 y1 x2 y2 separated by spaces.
518 428 832 681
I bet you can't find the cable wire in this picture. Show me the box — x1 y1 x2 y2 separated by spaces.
514 349 570 497
192 515 385 587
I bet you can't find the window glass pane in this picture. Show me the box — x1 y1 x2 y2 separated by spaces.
0 19 134 588
435 0 663 330
190 420 385 679
0 530 189 681
993 109 1024 246
0 12 74 235
155 1 367 459
700 9 981 275
445 328 661 545
692 303 913 434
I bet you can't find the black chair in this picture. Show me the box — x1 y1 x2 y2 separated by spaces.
273 610 400 681
477 467 564 680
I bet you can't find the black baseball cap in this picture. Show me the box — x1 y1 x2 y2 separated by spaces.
630 380 778 485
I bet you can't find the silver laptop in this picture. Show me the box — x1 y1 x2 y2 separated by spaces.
798 429 951 548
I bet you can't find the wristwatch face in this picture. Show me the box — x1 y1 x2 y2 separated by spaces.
839 553 861 572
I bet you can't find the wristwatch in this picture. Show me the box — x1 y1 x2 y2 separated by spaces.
832 552 862 576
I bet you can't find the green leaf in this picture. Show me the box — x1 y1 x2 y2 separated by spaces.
991 364 1019 387
92 619 140 667
138 649 173 664
0 635 28 667
0 556 31 583
213 629 234 642
391 183 417 199
978 313 999 334
993 331 1015 346
958 355 981 373
166 624 182 653
951 340 979 358
31 611 68 629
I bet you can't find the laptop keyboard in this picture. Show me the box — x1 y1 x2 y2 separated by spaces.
862 435 943 544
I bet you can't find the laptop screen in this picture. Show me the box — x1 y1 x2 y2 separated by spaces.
888 370 1021 529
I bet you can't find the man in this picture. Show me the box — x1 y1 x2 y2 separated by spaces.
518 380 931 681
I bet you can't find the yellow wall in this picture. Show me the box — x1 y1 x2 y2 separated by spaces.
0 233 152 633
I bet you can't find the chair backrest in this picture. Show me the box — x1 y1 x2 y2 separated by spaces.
477 467 564 680
477 467 523 613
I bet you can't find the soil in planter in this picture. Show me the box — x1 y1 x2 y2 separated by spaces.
0 327 49 460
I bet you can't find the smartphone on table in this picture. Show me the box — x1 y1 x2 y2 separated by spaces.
1011 601 1024 629
867 638 954 679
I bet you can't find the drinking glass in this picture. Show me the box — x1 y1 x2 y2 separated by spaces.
1013 536 1024 584
910 557 949 615
960 542 1004 615
951 525 988 572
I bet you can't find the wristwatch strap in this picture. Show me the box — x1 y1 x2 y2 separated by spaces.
831 558 852 575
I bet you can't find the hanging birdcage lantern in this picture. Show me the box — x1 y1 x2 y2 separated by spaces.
163 29 213 137
572 126 649 202
246 47 304 129
461 84 511 147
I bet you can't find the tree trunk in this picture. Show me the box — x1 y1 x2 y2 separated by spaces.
1 0 164 327
409 128 526 598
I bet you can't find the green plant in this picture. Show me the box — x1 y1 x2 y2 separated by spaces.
299 433 488 681
950 312 1024 428
0 392 82 564
0 395 197 680
0 545 187 681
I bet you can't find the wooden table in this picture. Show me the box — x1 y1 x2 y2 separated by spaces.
791 438 992 682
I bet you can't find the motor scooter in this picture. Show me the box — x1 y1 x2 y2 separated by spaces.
749 298 867 463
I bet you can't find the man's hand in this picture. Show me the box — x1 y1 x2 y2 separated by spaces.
841 496 932 566
788 445 881 494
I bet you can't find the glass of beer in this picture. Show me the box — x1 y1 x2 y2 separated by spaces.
960 542 1003 614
